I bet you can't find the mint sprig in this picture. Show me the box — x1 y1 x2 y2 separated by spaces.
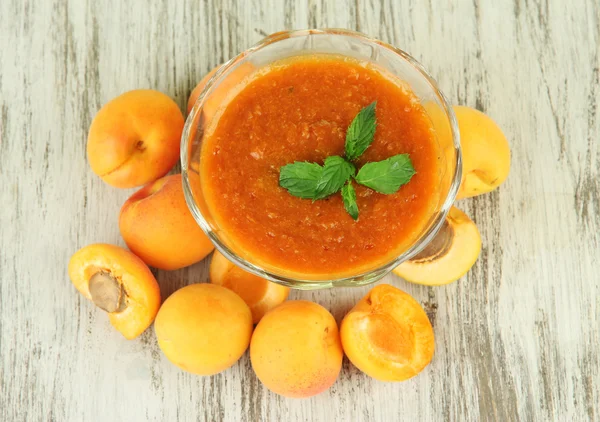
345 101 377 161
279 161 323 199
278 102 415 220
355 154 415 194
341 182 359 220
315 156 356 200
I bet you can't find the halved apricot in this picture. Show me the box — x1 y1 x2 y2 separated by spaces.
210 250 289 324
340 284 434 382
393 206 481 285
454 106 511 199
250 301 343 398
154 283 253 375
68 243 161 339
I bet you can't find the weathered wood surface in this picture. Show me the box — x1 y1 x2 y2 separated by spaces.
1 0 598 421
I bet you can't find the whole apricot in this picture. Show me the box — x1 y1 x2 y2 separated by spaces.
87 89 184 188
187 62 255 121
68 243 161 339
154 283 253 375
119 174 214 270
340 284 434 382
250 301 343 398
187 66 220 114
210 250 289 324
454 106 511 199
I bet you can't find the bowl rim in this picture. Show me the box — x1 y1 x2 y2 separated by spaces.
181 28 462 290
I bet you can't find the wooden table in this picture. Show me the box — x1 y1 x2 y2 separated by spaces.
1 1 598 420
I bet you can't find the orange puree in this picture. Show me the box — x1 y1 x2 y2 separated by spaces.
200 55 440 277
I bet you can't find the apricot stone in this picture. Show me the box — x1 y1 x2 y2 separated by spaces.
454 106 511 199
68 243 161 339
393 206 481 285
250 301 343 398
119 174 214 270
210 250 289 324
87 90 184 188
340 284 434 382
155 283 253 375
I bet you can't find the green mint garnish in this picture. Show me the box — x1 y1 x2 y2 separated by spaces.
345 101 377 161
279 161 324 199
341 182 359 221
355 154 415 194
315 156 356 200
278 102 415 220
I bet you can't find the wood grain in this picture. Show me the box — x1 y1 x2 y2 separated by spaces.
1 0 598 420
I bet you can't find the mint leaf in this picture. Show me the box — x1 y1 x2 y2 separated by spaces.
345 101 377 161
355 154 415 194
341 182 359 220
315 156 356 199
279 161 323 199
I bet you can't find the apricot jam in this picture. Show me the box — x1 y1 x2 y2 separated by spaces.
201 55 440 277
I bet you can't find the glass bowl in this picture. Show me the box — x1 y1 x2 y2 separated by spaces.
181 29 461 290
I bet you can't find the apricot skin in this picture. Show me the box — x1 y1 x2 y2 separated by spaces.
68 243 161 340
340 284 434 382
154 283 253 375
119 174 214 270
210 250 290 324
393 206 481 285
454 106 511 199
87 89 184 189
187 66 220 114
250 301 343 398
187 62 255 122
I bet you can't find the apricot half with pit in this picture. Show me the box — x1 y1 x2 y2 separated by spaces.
210 250 289 324
340 284 434 382
454 106 511 199
87 89 184 188
154 283 253 375
393 206 481 285
119 174 214 270
68 243 161 339
250 301 343 398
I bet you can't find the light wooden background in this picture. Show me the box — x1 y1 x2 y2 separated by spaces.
1 0 598 421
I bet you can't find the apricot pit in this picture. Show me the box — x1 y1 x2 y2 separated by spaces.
88 270 126 313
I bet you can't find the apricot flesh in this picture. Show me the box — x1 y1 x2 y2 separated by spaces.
210 250 289 324
340 284 434 382
154 283 253 375
87 89 184 188
250 301 343 398
119 174 214 270
393 206 481 285
68 243 161 339
454 106 511 199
